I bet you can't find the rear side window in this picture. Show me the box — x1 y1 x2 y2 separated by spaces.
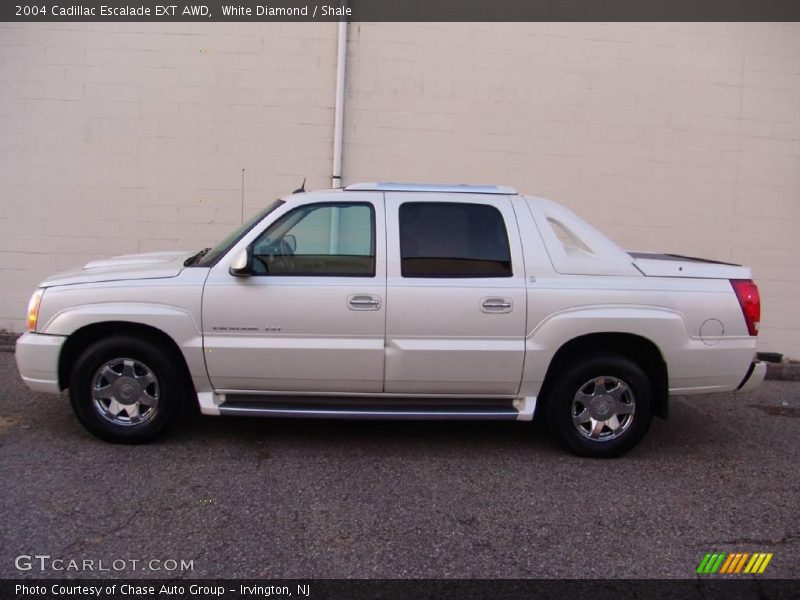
399 202 512 278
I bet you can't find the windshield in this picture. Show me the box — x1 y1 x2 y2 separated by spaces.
191 200 285 267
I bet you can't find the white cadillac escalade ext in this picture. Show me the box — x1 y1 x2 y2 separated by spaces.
15 183 765 457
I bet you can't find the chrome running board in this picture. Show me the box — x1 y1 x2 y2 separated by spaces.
197 392 536 421
217 394 519 421
218 405 519 420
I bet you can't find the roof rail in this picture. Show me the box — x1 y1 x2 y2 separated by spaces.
344 182 517 195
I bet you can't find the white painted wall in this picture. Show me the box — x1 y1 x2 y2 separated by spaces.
1 22 798 357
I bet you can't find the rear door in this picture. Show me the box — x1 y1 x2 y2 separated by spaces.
384 193 527 396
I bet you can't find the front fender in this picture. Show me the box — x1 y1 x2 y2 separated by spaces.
41 302 210 394
42 302 200 339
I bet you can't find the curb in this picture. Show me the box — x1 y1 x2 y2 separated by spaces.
0 334 17 353
766 362 800 382
1 332 799 381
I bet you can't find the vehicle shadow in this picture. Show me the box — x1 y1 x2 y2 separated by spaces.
0 376 750 461
168 405 701 460
173 409 557 452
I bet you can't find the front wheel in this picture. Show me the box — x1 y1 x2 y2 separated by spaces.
69 336 185 443
544 355 653 458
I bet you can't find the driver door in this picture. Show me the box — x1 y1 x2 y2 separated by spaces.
201 194 386 393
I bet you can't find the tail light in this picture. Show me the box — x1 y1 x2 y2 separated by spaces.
730 279 760 336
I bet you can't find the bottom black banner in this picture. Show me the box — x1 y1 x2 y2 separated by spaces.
2 579 800 600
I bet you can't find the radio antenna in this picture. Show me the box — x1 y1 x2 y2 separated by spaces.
240 168 245 223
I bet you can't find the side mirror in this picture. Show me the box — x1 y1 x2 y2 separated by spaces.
229 247 253 277
283 234 297 253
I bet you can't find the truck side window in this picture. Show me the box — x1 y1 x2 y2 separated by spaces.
399 202 512 278
252 202 375 276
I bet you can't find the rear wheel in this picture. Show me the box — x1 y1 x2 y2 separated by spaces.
69 336 185 443
545 355 653 458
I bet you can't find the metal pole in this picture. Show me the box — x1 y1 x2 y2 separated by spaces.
331 2 348 188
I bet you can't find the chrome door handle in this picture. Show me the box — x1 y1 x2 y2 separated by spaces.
481 297 513 313
348 295 381 311
483 301 511 308
351 299 379 306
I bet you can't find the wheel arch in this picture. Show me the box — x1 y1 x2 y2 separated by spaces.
539 332 669 419
57 321 194 394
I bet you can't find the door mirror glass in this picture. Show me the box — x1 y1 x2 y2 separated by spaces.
283 234 297 253
229 247 253 277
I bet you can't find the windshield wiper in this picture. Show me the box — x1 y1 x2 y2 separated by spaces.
184 247 211 267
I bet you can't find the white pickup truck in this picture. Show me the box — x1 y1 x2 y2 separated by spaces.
15 183 764 457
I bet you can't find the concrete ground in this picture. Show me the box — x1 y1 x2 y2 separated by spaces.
0 352 798 579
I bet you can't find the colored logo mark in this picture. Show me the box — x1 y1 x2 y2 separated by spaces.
696 552 773 574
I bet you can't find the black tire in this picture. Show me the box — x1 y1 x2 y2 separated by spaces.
69 335 186 443
544 354 653 458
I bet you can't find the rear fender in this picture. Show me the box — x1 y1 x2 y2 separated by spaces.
519 305 682 399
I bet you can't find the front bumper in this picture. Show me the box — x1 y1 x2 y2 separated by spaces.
736 360 767 393
15 332 67 394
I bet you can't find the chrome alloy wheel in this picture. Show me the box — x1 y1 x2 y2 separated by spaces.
91 358 160 426
571 376 635 441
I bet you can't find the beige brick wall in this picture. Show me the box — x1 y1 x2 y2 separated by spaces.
1 22 798 358
0 22 338 330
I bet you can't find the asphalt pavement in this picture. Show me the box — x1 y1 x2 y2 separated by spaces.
0 352 798 579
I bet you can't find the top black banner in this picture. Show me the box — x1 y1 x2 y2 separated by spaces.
3 0 800 22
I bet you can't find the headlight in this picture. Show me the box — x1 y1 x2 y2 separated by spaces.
27 288 44 332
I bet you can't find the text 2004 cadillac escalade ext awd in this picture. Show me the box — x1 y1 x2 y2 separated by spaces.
15 182 765 457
